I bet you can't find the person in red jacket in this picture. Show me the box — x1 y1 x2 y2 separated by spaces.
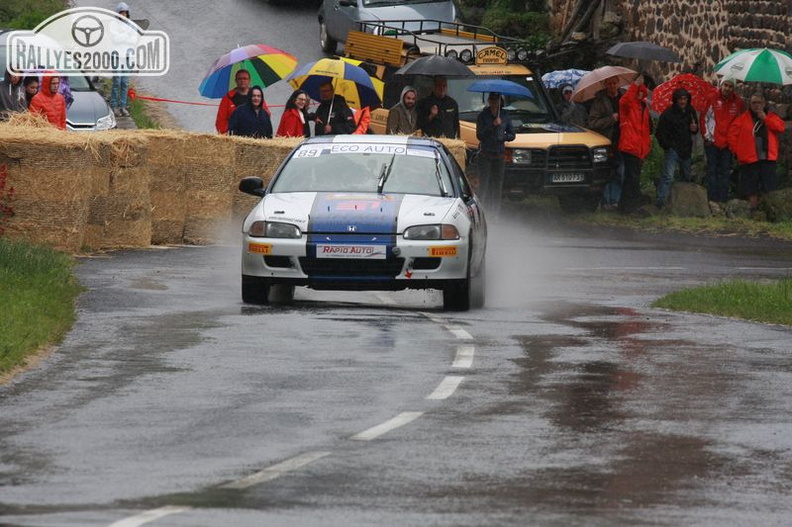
700 75 744 202
29 74 66 130
617 75 652 214
276 89 310 138
727 93 785 210
215 69 270 134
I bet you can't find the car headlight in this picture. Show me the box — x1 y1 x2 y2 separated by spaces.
403 224 460 240
249 221 301 238
592 147 609 164
96 111 116 130
511 149 532 165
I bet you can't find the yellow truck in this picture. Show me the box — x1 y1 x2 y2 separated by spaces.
344 21 612 213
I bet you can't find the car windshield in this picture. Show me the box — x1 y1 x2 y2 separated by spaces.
411 74 555 126
272 143 454 197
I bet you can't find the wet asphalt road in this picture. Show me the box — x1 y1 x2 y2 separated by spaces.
3 2 792 525
1 217 791 526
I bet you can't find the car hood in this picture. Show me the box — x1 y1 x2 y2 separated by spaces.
253 192 458 234
67 91 113 130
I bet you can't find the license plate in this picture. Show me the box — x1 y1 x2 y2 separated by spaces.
551 173 585 183
316 244 387 259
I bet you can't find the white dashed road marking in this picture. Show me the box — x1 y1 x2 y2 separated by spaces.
453 345 475 369
426 375 465 400
108 506 191 527
351 412 424 441
445 325 473 340
220 451 332 490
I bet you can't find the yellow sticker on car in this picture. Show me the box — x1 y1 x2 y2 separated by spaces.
248 243 272 255
429 246 457 257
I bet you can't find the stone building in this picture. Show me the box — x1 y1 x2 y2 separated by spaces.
548 0 792 80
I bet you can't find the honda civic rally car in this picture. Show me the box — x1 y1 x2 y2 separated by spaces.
239 135 487 310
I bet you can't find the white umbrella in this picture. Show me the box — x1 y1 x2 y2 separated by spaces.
570 65 637 102
714 48 792 85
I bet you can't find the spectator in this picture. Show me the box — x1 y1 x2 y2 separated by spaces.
353 106 372 134
727 93 785 210
276 89 310 138
110 2 131 117
588 76 624 210
22 76 39 108
310 81 355 136
416 76 460 138
215 68 270 134
386 85 418 134
0 68 25 119
228 85 273 138
475 92 516 218
655 88 698 208
700 75 744 203
617 75 652 214
555 83 587 127
29 74 66 129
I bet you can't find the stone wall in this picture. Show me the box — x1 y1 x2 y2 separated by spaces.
549 0 792 78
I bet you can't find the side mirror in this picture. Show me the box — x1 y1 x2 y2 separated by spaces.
239 176 266 196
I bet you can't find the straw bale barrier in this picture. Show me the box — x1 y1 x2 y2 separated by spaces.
0 122 469 253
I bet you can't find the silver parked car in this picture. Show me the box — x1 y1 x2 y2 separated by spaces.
318 0 458 54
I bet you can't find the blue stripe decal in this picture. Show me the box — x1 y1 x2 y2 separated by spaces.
307 193 402 258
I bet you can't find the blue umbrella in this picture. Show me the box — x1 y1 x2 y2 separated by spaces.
466 79 533 98
541 68 589 89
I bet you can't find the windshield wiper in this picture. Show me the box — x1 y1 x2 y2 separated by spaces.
434 153 449 197
377 153 396 194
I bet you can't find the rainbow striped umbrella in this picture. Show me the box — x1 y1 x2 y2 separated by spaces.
199 44 297 98
287 58 380 109
715 48 792 85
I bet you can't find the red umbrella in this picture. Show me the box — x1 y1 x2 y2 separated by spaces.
651 73 717 114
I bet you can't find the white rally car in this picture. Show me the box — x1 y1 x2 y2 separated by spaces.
239 135 487 310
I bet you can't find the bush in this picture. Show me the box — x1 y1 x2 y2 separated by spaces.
0 0 67 29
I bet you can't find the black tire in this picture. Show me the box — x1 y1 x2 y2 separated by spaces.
242 275 270 305
470 257 486 309
319 20 337 54
558 194 600 214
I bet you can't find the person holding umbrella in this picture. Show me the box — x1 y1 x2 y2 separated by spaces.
700 76 744 203
417 76 460 139
588 76 626 210
215 69 270 134
228 85 273 139
555 83 588 127
727 93 785 210
311 81 355 136
654 88 698 208
476 92 516 218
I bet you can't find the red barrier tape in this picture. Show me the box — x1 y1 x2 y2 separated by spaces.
127 87 288 108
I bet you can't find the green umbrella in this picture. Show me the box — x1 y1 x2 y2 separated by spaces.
714 48 792 85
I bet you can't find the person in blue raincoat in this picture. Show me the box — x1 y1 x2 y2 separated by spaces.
476 91 515 218
228 85 273 138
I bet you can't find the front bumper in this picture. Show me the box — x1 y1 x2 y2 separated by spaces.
241 234 470 291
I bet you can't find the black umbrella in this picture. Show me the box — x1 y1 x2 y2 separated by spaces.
606 41 681 63
393 55 475 77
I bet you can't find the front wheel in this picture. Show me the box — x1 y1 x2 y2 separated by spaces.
319 20 337 54
242 275 270 305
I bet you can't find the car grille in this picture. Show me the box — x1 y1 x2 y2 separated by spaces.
547 146 592 170
299 257 405 278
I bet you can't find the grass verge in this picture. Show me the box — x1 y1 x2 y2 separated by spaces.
128 95 162 129
0 239 83 379
652 278 792 326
